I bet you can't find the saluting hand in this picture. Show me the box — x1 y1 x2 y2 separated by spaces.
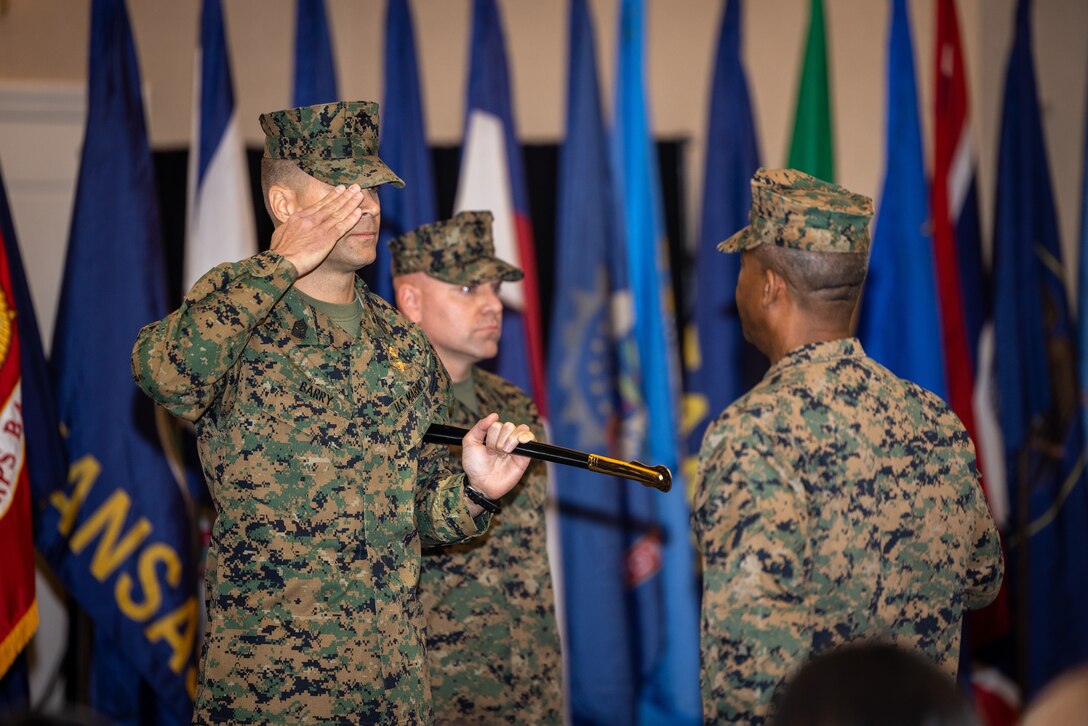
461 413 535 505
270 184 366 276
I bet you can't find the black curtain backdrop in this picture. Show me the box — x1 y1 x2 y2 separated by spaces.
152 141 689 361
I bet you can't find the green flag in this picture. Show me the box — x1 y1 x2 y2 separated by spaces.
787 0 834 181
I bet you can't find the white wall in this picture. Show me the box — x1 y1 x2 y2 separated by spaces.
1 0 1086 316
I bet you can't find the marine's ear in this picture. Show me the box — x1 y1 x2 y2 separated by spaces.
761 265 786 307
267 185 298 225
395 279 423 323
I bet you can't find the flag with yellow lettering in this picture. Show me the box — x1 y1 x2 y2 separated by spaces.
0 165 38 695
37 0 199 722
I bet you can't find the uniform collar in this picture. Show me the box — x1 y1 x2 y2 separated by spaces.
275 276 375 346
768 337 864 377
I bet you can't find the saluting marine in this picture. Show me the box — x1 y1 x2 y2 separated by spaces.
132 101 535 724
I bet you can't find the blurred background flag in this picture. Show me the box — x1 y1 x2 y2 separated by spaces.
36 0 199 722
611 0 700 722
184 0 256 293
455 0 547 413
368 0 437 303
787 0 834 181
932 0 980 437
933 0 1006 526
0 168 67 556
293 0 338 107
683 0 764 482
0 165 47 712
1079 26 1088 458
991 0 1088 700
857 0 946 400
549 0 647 721
932 2 1012 697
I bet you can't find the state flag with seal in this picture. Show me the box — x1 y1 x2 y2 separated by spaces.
0 172 36 684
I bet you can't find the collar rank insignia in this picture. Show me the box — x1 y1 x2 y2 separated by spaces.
387 345 408 372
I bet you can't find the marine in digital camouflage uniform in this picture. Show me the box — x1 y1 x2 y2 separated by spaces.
692 168 1003 724
391 211 563 725
131 102 535 724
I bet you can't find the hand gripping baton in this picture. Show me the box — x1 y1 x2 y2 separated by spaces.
423 423 672 492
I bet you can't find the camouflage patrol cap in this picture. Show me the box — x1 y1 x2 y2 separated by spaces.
259 101 404 189
718 168 873 254
389 211 524 286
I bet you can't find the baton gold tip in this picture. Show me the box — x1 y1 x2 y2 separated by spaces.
654 465 672 492
587 455 672 492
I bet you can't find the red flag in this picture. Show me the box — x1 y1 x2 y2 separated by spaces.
932 0 978 452
933 0 1010 651
0 204 37 679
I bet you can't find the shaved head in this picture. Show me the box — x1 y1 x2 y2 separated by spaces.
753 244 867 313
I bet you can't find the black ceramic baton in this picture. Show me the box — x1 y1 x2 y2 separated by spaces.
423 423 672 492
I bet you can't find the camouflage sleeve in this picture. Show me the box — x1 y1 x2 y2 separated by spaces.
693 421 810 724
415 469 491 547
963 472 1004 610
413 358 491 546
131 251 297 421
523 401 546 442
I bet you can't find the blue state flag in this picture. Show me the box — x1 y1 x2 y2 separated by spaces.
684 0 764 476
857 0 946 400
992 0 1088 698
610 0 701 722
366 0 437 303
549 0 647 721
293 0 338 107
38 0 199 722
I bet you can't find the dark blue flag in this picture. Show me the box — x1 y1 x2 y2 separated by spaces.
684 0 764 476
1079 30 1088 457
38 0 199 722
293 0 338 107
549 1 647 721
857 0 946 399
367 0 437 302
0 653 29 714
992 0 1088 698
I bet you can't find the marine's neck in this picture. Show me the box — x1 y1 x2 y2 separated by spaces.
292 267 357 304
766 313 852 366
436 350 474 384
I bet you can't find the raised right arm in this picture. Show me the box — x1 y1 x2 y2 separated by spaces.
131 251 297 422
132 183 370 421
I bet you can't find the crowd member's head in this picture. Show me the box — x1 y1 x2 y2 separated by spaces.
259 101 402 272
1021 662 1088 725
771 642 979 726
718 168 872 361
390 211 523 381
